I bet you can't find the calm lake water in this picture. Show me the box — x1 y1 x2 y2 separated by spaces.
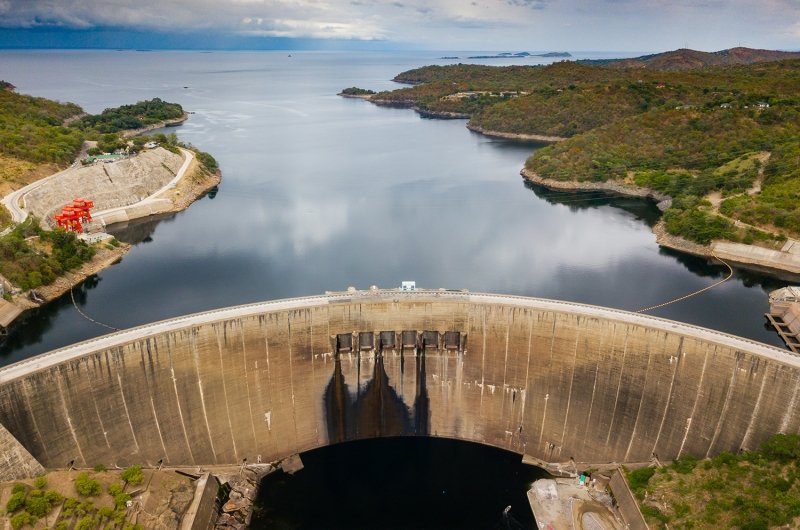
0 49 791 527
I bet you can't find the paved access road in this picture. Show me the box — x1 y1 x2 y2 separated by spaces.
0 147 193 233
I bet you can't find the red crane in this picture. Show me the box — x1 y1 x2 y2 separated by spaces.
54 198 94 233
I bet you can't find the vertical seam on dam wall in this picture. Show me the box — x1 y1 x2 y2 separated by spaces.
241 324 259 450
678 344 709 457
651 336 682 457
741 368 769 451
168 340 196 464
706 351 741 458
558 319 581 453
779 371 800 433
215 324 239 462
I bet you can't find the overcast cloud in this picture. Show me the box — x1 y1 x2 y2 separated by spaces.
0 0 797 50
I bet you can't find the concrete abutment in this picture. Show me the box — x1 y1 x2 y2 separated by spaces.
0 290 798 479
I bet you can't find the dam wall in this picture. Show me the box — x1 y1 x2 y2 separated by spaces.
0 290 799 474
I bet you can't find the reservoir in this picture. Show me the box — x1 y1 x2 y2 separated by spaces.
0 50 791 527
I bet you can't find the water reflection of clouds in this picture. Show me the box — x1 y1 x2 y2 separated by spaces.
185 188 351 258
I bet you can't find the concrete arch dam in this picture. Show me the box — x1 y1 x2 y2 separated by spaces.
1 290 799 477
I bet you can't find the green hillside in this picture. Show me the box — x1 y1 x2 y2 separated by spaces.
629 434 800 529
0 87 84 165
348 58 800 246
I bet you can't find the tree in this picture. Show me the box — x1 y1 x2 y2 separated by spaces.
121 465 144 486
74 473 101 497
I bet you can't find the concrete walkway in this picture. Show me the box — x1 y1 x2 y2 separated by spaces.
1 288 797 385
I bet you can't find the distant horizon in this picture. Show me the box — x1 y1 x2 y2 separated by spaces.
0 28 797 55
1 0 797 53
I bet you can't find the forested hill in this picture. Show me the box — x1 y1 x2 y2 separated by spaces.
73 98 184 134
581 47 800 71
344 57 800 247
0 87 185 167
0 86 84 165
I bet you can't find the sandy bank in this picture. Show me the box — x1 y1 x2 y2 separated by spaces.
522 168 800 280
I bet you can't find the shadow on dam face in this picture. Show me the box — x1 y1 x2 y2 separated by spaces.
325 351 429 444
1 290 800 478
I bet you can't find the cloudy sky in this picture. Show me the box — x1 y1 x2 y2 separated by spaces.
0 0 798 51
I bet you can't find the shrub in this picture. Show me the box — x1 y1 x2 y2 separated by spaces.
672 454 699 474
74 473 101 497
6 491 26 513
10 511 33 530
114 492 132 510
761 433 800 462
107 483 123 497
75 515 97 530
711 450 740 468
44 490 62 505
24 490 51 517
93 464 108 472
121 465 144 486
627 466 656 497
77 500 94 516
11 483 26 495
32 476 47 489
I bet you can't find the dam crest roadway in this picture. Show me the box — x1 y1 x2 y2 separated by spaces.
0 288 799 479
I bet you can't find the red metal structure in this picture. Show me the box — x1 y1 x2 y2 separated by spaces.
54 198 94 233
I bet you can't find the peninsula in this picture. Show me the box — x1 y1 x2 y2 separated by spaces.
341 48 800 278
0 84 221 327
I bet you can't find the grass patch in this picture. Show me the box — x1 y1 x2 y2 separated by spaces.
636 434 800 529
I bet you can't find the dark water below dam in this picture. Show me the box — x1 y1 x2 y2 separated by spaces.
251 437 548 529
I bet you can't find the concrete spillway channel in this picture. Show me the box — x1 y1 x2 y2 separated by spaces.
0 289 799 481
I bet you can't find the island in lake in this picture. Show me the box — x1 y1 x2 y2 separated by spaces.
466 51 572 59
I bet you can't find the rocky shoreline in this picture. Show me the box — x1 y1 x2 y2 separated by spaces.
12 243 130 313
467 124 566 143
521 167 800 279
521 167 672 208
348 94 567 136
120 113 189 138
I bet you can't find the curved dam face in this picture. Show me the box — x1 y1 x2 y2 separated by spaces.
1 290 799 473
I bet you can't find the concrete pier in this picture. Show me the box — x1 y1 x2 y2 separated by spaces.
0 289 798 478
